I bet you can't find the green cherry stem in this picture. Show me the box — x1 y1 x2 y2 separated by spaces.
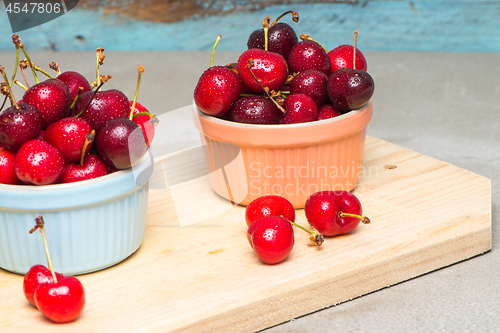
338 211 371 224
95 48 105 88
353 30 358 70
33 65 54 79
300 34 329 53
270 10 299 27
29 216 58 283
75 81 104 117
49 62 61 75
287 219 324 246
80 130 95 165
10 35 20 86
17 39 39 84
263 16 270 51
0 65 19 110
70 87 84 109
129 64 144 120
210 35 221 67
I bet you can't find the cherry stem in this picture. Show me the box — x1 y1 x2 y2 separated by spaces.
95 47 105 88
10 41 19 86
287 219 324 246
29 216 58 283
75 81 104 117
300 34 329 53
0 65 19 109
338 211 371 224
246 59 286 113
80 130 95 165
0 96 7 112
70 87 84 109
132 111 154 119
129 64 144 120
34 65 54 79
18 41 39 84
210 35 221 67
353 30 358 70
270 11 299 27
262 16 270 51
49 62 61 75
14 80 28 91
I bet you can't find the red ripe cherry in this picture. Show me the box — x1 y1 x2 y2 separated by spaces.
247 22 298 59
290 69 329 107
130 101 156 147
0 102 42 151
245 195 296 227
34 276 85 323
74 89 130 131
317 104 342 120
0 146 19 184
23 264 65 307
304 190 370 236
194 66 241 117
44 117 93 163
327 67 374 111
227 95 281 124
56 71 91 103
328 44 367 75
287 40 331 76
22 78 72 129
237 48 288 93
62 153 108 183
14 139 65 185
279 93 319 124
247 216 295 264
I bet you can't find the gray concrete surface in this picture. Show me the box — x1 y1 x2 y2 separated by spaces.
1 51 498 332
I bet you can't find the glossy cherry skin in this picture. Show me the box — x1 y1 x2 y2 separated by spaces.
247 22 298 58
23 264 65 307
0 146 19 184
194 66 241 117
14 139 66 185
279 93 318 124
0 103 42 152
287 40 331 76
237 48 289 93
327 68 374 111
245 195 296 227
130 101 155 147
290 69 329 107
34 276 85 323
305 190 363 236
327 44 367 75
44 117 93 163
247 216 294 264
56 71 91 103
317 104 342 120
62 154 108 183
227 95 281 124
22 78 72 129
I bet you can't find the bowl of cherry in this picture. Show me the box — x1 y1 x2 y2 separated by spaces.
192 13 374 208
0 39 157 275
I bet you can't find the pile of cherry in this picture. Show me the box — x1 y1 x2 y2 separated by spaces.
246 190 370 264
0 35 157 186
194 11 374 124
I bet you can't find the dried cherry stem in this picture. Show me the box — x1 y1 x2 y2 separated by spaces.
75 81 104 117
14 80 28 91
129 65 144 120
0 65 19 110
29 216 58 283
16 37 39 84
90 74 111 90
80 130 95 165
353 30 358 70
70 87 84 109
287 219 324 246
210 35 221 67
49 62 61 75
262 16 270 51
300 34 329 53
338 211 371 224
34 65 54 79
270 10 299 27
246 59 286 113
19 59 30 88
95 47 105 88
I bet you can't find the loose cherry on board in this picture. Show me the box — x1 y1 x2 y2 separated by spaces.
245 195 296 227
23 264 65 307
304 190 370 237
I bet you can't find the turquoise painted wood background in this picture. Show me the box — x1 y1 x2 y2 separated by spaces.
0 0 499 52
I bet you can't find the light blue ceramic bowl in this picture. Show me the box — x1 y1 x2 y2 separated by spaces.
0 150 154 275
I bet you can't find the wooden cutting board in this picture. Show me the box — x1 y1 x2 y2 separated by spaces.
0 136 491 333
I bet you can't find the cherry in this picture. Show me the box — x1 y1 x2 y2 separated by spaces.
56 71 91 104
22 78 72 129
131 101 157 147
304 190 370 236
287 40 331 76
279 93 319 124
289 69 329 107
14 139 65 185
23 264 64 307
317 104 342 120
194 35 241 117
73 89 130 132
95 117 148 169
247 216 295 264
28 216 85 323
0 102 42 151
227 95 281 124
0 146 19 184
328 44 367 75
44 117 93 163
327 67 374 111
245 195 296 227
62 153 108 183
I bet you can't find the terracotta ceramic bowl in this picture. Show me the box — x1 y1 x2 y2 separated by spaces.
192 102 373 208
0 151 153 275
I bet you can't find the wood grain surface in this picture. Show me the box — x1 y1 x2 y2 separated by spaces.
0 136 491 333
